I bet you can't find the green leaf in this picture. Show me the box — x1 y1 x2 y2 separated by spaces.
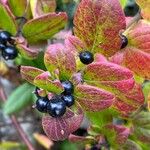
7 0 29 17
0 3 17 35
22 12 68 43
4 83 34 115
120 0 128 8
142 81 150 100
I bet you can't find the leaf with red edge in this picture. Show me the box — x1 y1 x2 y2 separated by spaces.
136 0 150 20
0 3 17 35
30 0 56 18
22 12 67 43
74 84 115 111
103 124 130 147
16 44 39 59
34 71 64 94
83 61 144 115
73 0 126 57
44 43 76 80
111 20 150 79
21 66 44 84
42 106 84 141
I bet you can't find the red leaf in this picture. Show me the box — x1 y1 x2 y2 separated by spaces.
111 20 150 79
21 66 44 84
73 0 126 57
42 106 84 141
83 61 144 115
75 84 115 111
44 43 76 80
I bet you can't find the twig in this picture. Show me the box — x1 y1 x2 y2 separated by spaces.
0 84 35 150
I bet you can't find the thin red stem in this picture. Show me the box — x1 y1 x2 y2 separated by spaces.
0 85 35 150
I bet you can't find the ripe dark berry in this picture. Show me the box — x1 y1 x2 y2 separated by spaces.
120 35 128 49
0 31 12 43
47 98 66 117
62 94 75 107
61 80 74 95
36 97 49 113
2 46 18 60
0 43 5 50
79 51 94 65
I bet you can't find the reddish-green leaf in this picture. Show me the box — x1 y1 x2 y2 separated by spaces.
74 84 115 111
111 20 150 79
42 106 84 141
73 0 126 57
16 44 39 59
21 66 44 84
22 12 68 43
103 124 130 147
44 43 76 80
34 71 64 94
0 3 17 35
83 61 144 115
136 0 150 20
30 0 56 18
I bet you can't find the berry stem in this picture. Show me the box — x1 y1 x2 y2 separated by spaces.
0 82 35 150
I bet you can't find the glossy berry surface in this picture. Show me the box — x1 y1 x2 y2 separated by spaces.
47 98 66 117
0 31 12 43
36 97 49 112
2 46 18 60
62 94 75 107
61 80 74 95
120 35 128 49
0 43 5 50
79 51 94 65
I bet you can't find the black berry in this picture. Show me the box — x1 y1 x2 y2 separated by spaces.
62 94 75 107
47 97 66 117
0 43 5 50
36 97 49 113
2 46 18 60
61 80 74 95
79 51 94 65
0 31 12 43
120 35 128 49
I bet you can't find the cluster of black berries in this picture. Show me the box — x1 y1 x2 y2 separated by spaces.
35 80 75 118
0 31 18 60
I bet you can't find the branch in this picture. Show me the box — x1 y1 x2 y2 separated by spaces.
0 83 35 150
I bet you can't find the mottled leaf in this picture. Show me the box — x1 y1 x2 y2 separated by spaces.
103 124 130 147
34 71 64 94
0 3 17 35
16 44 39 59
111 20 150 79
30 0 56 18
42 106 84 141
73 0 126 57
44 43 76 80
74 84 115 111
21 66 44 84
83 61 144 115
136 0 150 20
22 12 67 43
